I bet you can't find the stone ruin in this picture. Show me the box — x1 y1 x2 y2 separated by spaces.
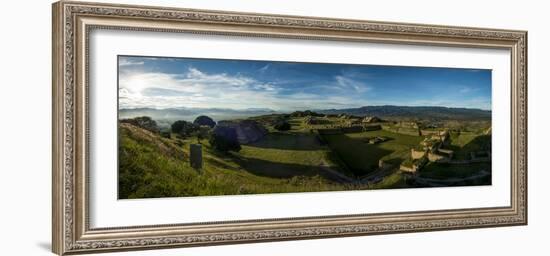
215 120 268 144
396 121 419 129
382 121 421 136
362 116 382 123
304 116 325 125
366 136 388 144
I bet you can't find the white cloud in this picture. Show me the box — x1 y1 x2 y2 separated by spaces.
458 86 479 94
120 68 281 110
119 58 145 66
334 75 371 93
119 67 374 111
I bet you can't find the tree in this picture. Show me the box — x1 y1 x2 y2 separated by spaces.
195 126 210 144
171 120 198 137
120 116 159 133
274 120 291 131
209 126 241 152
193 115 216 128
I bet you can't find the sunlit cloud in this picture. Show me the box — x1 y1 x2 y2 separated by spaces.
119 66 374 111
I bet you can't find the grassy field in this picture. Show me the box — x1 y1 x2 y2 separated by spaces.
323 130 424 176
119 123 364 199
235 131 349 178
119 116 491 198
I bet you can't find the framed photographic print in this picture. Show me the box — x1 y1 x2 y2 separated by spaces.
52 1 527 255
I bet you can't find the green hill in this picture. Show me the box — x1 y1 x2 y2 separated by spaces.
118 123 362 199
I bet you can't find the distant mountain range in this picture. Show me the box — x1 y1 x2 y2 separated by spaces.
120 105 491 122
119 107 277 122
318 105 491 121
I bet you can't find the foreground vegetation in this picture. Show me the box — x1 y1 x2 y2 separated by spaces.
119 123 366 199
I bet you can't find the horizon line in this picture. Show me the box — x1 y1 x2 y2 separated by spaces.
119 104 492 112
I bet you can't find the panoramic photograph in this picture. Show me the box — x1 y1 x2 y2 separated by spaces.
117 55 492 199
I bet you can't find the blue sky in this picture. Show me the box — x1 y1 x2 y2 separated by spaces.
118 56 492 111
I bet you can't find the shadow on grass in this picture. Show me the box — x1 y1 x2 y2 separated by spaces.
228 154 345 182
445 134 492 160
382 157 404 166
323 134 393 176
419 162 492 180
245 132 325 151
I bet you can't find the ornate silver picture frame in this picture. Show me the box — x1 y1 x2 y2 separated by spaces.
52 1 527 255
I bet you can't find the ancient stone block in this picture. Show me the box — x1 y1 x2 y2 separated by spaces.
190 144 203 170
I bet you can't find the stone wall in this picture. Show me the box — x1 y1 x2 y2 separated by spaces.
427 152 451 163
420 130 441 136
363 116 382 123
363 124 382 131
341 125 363 133
317 128 342 135
400 164 418 173
438 148 454 156
382 124 421 136
411 148 426 159
317 124 376 135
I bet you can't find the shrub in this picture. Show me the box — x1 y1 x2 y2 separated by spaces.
171 120 198 137
193 115 216 128
274 121 291 131
195 126 211 144
120 116 159 133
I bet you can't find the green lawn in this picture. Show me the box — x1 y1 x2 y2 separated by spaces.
323 130 424 176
